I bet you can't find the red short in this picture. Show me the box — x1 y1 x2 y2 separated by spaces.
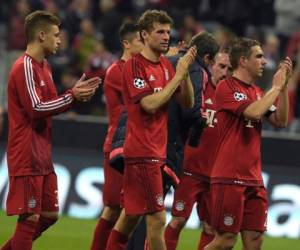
210 184 268 234
102 156 123 206
6 172 59 215
171 174 210 223
123 162 164 215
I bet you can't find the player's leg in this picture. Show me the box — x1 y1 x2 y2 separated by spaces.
106 162 155 249
204 231 237 250
106 209 140 250
240 186 268 250
241 231 263 250
205 184 245 250
197 186 214 250
146 210 166 250
165 175 204 250
91 157 123 250
1 175 45 250
198 221 215 250
33 172 59 240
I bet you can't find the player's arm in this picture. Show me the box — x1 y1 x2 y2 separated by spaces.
140 47 196 114
17 65 100 119
243 57 292 123
175 73 194 108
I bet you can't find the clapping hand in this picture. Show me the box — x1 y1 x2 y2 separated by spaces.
72 73 102 102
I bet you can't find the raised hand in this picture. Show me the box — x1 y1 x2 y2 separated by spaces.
175 46 197 80
273 57 293 90
72 73 102 102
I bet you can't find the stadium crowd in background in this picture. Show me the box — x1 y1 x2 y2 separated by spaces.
0 1 296 250
0 0 300 129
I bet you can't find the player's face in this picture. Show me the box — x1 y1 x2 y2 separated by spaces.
211 52 231 85
43 25 61 56
145 22 171 54
129 32 144 55
245 45 267 79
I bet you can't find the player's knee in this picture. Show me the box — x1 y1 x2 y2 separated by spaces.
214 232 237 250
19 213 40 222
169 216 187 230
102 206 122 222
147 212 166 230
203 222 214 235
243 232 263 250
41 211 59 221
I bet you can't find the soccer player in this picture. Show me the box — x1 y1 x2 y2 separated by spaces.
165 51 231 250
206 38 292 250
1 11 100 250
105 10 196 250
90 22 143 250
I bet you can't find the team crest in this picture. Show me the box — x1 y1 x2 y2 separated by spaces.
156 194 164 206
223 214 234 226
28 197 37 208
234 92 247 101
175 200 185 211
133 78 146 89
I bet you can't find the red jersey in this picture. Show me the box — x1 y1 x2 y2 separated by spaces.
122 53 175 162
102 60 125 153
211 76 264 186
7 53 74 176
183 81 218 178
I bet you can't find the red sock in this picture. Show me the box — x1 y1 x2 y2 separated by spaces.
91 218 115 250
33 216 57 240
105 229 128 250
1 240 12 250
198 231 214 250
10 220 37 250
164 224 181 250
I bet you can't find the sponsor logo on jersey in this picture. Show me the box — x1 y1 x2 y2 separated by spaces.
149 74 156 81
133 78 146 89
223 214 234 226
40 80 46 86
175 200 185 211
156 194 164 206
234 92 247 101
28 197 37 208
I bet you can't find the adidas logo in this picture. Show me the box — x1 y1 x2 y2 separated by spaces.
205 98 213 104
40 80 46 86
149 74 155 81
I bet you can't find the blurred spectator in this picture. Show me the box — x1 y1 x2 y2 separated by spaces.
177 14 204 43
285 31 300 62
7 0 31 51
213 25 236 50
85 40 116 80
72 17 103 71
84 40 116 115
274 0 300 57
64 0 91 42
96 0 123 53
257 33 280 90
48 29 76 90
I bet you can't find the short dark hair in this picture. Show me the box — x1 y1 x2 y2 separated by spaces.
119 22 139 43
25 10 60 43
137 9 173 40
229 37 260 70
189 32 220 61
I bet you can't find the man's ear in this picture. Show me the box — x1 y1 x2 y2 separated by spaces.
38 30 46 42
140 30 148 41
123 40 129 49
239 56 248 68
203 54 213 67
